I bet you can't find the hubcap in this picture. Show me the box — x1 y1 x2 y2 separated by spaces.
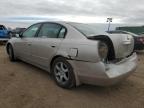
54 62 69 84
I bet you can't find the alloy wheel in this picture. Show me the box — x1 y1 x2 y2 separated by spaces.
54 62 69 84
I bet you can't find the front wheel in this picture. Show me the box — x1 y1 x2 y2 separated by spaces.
52 57 76 89
8 45 16 61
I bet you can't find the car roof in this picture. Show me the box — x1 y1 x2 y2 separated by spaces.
33 21 86 25
0 25 5 27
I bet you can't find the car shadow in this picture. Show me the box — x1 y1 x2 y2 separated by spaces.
71 78 136 95
136 50 144 55
14 60 53 79
14 59 137 95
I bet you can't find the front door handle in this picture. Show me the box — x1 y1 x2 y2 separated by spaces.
51 45 56 48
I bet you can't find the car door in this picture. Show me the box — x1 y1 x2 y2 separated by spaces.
13 24 41 61
29 23 67 68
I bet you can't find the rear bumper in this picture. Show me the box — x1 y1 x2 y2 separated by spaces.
69 53 138 86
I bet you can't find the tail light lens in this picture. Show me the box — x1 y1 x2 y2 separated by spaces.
98 41 108 61
137 37 144 44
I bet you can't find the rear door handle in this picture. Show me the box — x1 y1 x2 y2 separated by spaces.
28 43 32 46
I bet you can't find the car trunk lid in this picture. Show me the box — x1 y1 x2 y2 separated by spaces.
87 33 134 59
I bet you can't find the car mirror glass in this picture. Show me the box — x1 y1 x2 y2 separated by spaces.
11 33 17 38
13 33 21 38
15 34 20 38
18 33 23 38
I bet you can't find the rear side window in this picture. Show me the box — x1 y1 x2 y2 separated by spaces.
38 23 66 38
59 27 66 38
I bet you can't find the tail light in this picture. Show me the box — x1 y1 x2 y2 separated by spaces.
137 37 144 44
98 41 108 62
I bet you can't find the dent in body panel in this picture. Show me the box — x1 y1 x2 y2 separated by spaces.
67 60 107 86
68 53 137 86
58 39 100 63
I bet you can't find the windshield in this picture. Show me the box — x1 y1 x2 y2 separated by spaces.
69 23 107 36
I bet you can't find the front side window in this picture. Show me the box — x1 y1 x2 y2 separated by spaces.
38 23 64 38
23 24 41 38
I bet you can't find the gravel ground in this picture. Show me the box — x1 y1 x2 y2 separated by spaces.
0 45 144 108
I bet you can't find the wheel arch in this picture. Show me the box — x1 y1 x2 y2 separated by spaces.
50 55 68 73
6 43 12 54
49 54 81 86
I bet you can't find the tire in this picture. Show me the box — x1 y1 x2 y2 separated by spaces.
52 57 76 89
8 45 16 62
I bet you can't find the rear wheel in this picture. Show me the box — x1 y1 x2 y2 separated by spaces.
52 57 76 89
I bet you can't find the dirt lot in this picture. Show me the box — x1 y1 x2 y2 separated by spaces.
0 45 144 108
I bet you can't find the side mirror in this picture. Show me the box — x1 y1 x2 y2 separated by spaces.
13 33 22 38
10 33 17 38
19 33 23 38
15 34 20 38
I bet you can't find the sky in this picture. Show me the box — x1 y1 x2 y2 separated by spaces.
0 0 144 28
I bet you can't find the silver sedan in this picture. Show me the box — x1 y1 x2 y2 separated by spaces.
6 22 137 88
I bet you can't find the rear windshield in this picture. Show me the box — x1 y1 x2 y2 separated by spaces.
68 22 106 36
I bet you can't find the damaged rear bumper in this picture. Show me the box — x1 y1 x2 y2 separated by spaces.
68 53 137 86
